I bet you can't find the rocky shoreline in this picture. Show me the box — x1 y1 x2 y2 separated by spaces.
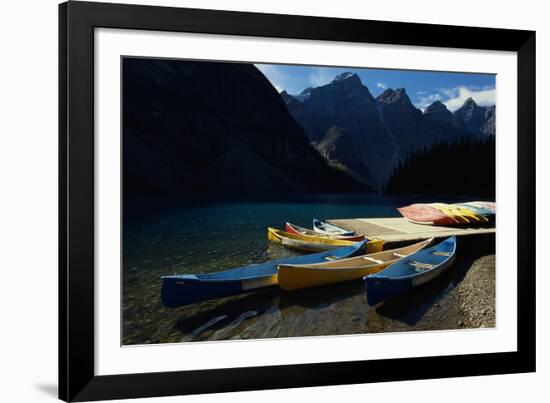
455 255 496 328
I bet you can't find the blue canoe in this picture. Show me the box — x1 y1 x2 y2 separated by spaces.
161 240 366 307
364 237 457 306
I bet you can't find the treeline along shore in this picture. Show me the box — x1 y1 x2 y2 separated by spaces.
385 136 495 197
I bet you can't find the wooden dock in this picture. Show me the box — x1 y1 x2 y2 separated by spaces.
327 217 495 245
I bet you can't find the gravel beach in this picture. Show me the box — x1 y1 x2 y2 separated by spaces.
455 255 496 328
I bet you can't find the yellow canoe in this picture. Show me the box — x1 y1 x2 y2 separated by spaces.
267 227 383 254
431 203 488 223
429 203 470 223
449 205 489 222
278 238 432 291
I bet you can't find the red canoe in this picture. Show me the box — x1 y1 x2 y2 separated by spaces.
398 204 459 226
284 222 365 242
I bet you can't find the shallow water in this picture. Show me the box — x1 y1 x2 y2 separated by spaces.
122 193 493 345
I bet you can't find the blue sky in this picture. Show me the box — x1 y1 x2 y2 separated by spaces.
255 63 495 112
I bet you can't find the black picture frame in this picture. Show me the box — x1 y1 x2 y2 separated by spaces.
59 1 536 401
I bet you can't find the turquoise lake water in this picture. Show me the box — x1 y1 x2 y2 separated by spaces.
122 193 493 345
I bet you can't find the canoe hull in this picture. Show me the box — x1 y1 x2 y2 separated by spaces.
467 201 496 213
279 262 391 291
285 222 365 242
278 239 431 291
313 218 355 236
161 240 367 307
398 203 492 226
161 274 278 308
281 236 343 252
454 203 495 222
398 204 458 226
431 203 489 224
364 237 456 305
267 227 376 253
365 255 455 305
429 204 471 224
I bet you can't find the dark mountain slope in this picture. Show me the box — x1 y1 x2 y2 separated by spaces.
312 126 372 184
123 59 365 195
282 73 395 187
423 100 453 125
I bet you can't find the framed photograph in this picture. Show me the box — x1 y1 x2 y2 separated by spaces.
59 1 535 401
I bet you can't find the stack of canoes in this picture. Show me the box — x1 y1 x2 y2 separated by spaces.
270 219 383 253
268 233 381 256
398 201 495 226
454 202 495 221
160 219 459 308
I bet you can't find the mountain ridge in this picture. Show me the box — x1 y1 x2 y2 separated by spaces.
282 74 495 188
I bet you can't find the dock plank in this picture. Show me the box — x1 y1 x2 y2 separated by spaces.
327 217 495 244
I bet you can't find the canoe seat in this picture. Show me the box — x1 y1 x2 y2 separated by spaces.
362 256 384 264
432 251 452 257
393 253 406 258
409 261 435 270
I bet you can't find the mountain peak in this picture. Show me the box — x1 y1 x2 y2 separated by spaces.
424 100 453 124
330 72 363 88
280 91 304 106
425 100 449 113
453 97 496 136
463 97 477 108
333 72 359 82
376 88 411 106
294 87 314 102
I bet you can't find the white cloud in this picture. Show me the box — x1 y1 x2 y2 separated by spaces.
309 68 334 88
414 85 495 112
376 82 387 89
443 86 495 111
439 87 459 99
416 93 443 111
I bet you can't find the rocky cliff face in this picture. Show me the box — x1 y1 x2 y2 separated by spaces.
123 59 364 195
376 88 424 154
282 73 491 188
481 105 496 136
423 100 453 125
312 126 372 184
281 73 395 187
377 90 480 167
452 97 495 136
